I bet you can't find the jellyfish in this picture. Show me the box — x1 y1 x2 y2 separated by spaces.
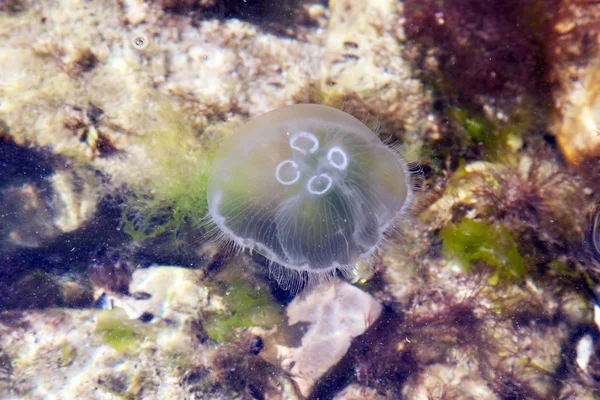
206 104 418 290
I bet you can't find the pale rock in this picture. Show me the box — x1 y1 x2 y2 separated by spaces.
126 266 209 323
1 169 98 249
402 361 499 400
0 267 217 399
321 0 431 140
576 335 594 373
333 384 386 400
278 280 383 397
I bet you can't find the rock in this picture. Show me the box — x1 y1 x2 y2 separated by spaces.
121 266 209 322
333 384 386 400
105 266 209 366
0 267 217 399
278 279 383 397
576 335 594 374
402 361 499 400
97 266 210 355
552 61 600 166
0 169 98 250
321 0 431 143
549 2 600 166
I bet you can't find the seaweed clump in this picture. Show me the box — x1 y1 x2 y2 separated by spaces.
441 218 526 283
181 334 298 399
338 275 562 399
428 149 588 271
468 153 587 266
203 278 283 343
404 0 551 114
120 102 221 243
95 307 146 353
205 340 295 399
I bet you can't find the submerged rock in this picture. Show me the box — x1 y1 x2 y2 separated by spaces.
549 1 600 166
402 361 499 400
321 0 431 142
277 279 383 397
0 266 268 399
0 169 98 250
552 60 600 166
109 266 209 322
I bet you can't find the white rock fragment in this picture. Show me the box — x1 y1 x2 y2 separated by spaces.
127 266 209 322
278 279 383 397
99 266 209 323
99 266 211 358
576 334 594 373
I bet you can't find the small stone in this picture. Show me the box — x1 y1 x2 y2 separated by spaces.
104 266 209 324
576 335 594 373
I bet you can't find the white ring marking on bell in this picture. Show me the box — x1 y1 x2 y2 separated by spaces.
290 131 319 154
307 173 333 195
327 146 348 170
275 160 301 185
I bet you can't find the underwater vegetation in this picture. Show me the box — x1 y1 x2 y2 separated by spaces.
94 307 146 353
120 102 223 244
404 0 549 115
467 153 588 268
204 338 298 399
448 106 530 160
427 149 589 271
206 104 419 291
204 278 283 343
441 218 526 283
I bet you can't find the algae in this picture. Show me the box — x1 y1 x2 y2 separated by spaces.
95 307 143 353
204 279 283 343
548 259 595 291
449 107 526 159
122 103 218 241
441 218 526 283
60 343 76 367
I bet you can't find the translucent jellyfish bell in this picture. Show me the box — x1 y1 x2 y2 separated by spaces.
207 104 415 288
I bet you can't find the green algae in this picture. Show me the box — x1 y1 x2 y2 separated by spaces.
548 259 595 291
121 102 220 241
441 218 526 283
60 343 76 367
448 106 536 161
95 307 143 353
450 107 510 158
204 279 283 343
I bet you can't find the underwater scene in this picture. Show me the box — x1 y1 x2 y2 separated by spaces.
1 0 600 399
